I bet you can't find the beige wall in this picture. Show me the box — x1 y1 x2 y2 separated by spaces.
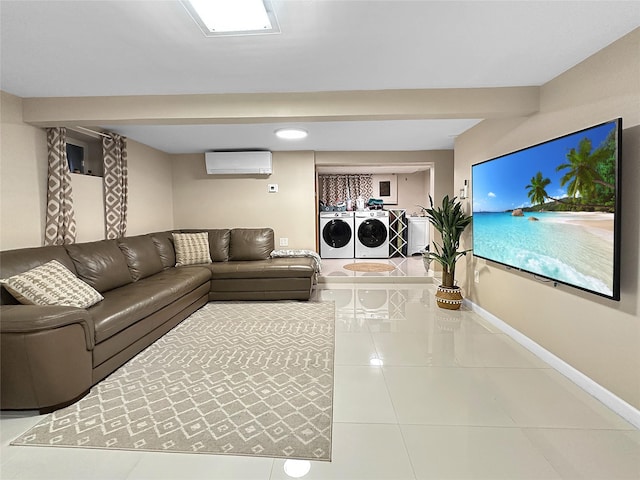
125 141 174 236
1 91 48 249
171 151 317 250
454 29 640 408
396 170 430 214
0 91 175 248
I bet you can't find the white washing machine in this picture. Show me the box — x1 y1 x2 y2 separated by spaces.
355 210 390 258
319 211 355 258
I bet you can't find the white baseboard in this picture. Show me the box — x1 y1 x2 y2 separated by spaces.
465 299 640 430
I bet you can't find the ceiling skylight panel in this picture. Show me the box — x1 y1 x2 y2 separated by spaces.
181 0 280 37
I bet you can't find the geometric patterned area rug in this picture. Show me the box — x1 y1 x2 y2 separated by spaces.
12 301 335 461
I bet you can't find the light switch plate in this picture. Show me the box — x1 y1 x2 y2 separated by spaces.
268 184 278 193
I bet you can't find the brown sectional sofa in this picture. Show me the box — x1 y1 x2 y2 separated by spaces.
0 228 316 412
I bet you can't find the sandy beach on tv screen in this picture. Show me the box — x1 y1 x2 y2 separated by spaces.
543 211 614 237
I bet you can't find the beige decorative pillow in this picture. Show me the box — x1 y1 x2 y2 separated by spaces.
0 260 103 308
172 232 212 266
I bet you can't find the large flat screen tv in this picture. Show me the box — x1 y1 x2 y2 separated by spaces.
471 118 622 300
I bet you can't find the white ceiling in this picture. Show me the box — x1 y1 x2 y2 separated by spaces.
1 1 639 153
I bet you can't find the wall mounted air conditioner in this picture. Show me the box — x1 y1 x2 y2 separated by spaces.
205 151 272 175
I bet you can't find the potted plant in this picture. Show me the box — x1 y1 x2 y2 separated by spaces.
419 195 472 309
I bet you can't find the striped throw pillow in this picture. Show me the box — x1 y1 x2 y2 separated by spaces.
0 260 103 308
172 232 212 266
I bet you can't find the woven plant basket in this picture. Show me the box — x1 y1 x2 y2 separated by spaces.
435 285 463 310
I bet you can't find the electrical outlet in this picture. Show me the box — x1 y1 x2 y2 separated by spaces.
268 184 278 193
474 270 480 283
279 238 289 247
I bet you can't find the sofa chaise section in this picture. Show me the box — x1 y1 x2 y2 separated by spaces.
205 228 315 300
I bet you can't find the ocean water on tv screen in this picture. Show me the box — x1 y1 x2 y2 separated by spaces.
473 211 614 296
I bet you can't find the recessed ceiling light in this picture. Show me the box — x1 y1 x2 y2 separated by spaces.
181 0 280 37
275 128 308 140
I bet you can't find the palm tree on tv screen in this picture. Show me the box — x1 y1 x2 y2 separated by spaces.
526 171 551 206
556 137 613 199
525 133 616 211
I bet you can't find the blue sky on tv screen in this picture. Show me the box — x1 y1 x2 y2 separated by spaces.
472 122 616 213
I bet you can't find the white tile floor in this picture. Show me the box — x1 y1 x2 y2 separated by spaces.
1 260 639 479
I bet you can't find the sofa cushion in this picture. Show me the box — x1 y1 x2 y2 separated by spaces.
90 266 211 343
209 257 316 279
117 235 164 281
0 260 103 308
229 228 274 261
208 229 231 261
66 240 133 293
173 232 212 266
181 229 231 262
150 231 176 269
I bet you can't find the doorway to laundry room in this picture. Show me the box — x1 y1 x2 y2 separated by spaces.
314 151 437 263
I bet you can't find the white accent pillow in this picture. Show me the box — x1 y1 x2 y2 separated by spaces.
172 232 212 266
0 260 103 308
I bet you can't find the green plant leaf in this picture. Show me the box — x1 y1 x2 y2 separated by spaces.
419 195 472 286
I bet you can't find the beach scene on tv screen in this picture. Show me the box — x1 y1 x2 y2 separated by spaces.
472 121 617 297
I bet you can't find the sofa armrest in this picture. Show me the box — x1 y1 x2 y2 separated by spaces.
1 305 95 410
0 305 95 350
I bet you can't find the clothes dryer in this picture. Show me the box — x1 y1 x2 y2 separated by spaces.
355 210 390 258
320 211 355 258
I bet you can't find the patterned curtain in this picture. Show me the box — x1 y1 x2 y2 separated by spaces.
319 174 373 205
102 133 128 239
44 127 77 245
